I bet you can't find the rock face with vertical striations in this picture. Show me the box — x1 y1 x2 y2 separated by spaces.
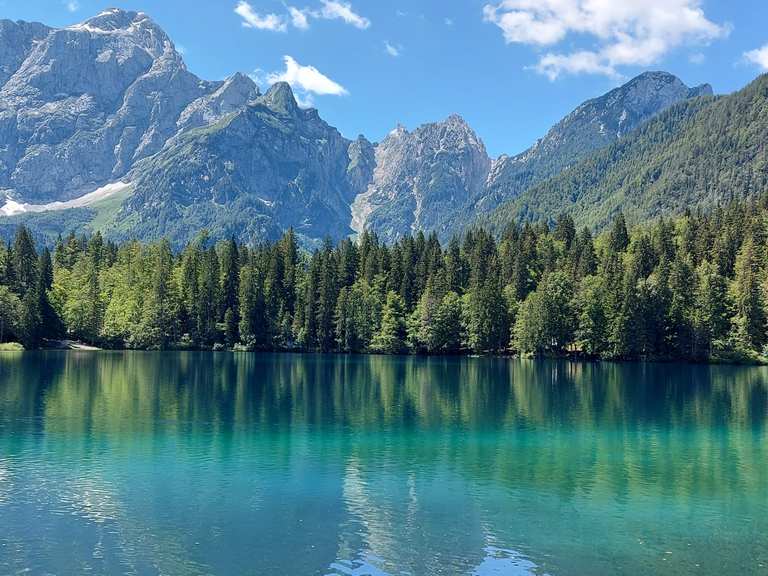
0 9 258 204
350 115 491 243
119 82 362 247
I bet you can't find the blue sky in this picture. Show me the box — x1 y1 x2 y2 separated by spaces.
3 0 768 156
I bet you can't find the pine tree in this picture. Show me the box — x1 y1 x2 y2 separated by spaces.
608 212 630 253
371 291 407 354
730 234 765 350
0 286 22 343
11 226 38 295
693 260 730 358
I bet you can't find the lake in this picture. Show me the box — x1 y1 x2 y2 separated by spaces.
0 352 766 575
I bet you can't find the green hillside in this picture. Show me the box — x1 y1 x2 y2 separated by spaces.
483 74 768 232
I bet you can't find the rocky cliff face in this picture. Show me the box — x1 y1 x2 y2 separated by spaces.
350 115 491 242
0 9 258 204
119 83 359 247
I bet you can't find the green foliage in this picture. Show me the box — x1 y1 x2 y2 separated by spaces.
372 291 407 354
4 192 768 363
0 285 22 343
514 271 576 355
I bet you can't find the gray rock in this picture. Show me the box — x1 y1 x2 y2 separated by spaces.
0 9 253 203
351 115 490 242
118 83 360 247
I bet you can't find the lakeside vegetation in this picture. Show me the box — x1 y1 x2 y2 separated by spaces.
2 194 768 362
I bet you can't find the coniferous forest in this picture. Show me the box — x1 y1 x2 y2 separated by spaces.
2 195 768 363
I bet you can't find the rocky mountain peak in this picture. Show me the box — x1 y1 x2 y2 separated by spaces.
350 114 491 241
262 82 299 115
79 8 150 31
599 71 711 118
66 8 176 60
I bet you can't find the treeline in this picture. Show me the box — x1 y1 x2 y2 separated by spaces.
2 195 768 361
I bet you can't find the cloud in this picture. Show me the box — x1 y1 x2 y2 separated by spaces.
264 1 371 31
483 0 728 79
445 18 454 26
267 55 348 96
319 0 370 29
535 51 619 80
288 6 310 30
235 1 287 32
744 44 768 71
384 41 401 57
294 92 315 108
64 0 79 11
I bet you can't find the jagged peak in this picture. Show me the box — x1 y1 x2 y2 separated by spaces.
65 8 177 60
70 8 157 33
218 72 260 97
261 82 298 115
388 123 408 138
689 83 714 97
444 113 469 125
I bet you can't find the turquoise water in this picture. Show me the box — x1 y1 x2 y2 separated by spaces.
0 353 766 575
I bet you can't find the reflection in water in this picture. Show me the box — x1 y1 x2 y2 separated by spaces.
0 352 766 575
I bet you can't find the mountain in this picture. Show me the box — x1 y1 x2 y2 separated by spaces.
0 9 258 204
116 82 365 247
483 73 768 232
0 9 727 247
474 72 712 212
350 115 491 243
354 72 711 242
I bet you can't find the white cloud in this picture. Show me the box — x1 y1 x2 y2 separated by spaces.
294 92 315 108
288 6 310 30
235 1 287 32
267 55 348 96
384 41 401 57
273 1 370 31
744 44 768 71
535 51 619 80
483 0 728 79
689 52 705 64
64 0 79 12
319 0 370 29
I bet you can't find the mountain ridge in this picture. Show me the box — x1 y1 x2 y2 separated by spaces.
0 8 741 247
481 72 768 233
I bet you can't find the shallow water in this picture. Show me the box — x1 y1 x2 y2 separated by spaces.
0 352 766 575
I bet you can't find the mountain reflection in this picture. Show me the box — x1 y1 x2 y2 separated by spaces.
0 352 766 575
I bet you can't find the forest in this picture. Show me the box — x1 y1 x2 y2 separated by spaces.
1 194 768 363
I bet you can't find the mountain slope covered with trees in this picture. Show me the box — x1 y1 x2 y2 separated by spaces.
484 74 768 232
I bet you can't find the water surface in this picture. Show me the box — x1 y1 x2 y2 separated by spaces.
0 352 766 575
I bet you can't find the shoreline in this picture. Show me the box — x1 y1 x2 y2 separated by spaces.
8 345 765 366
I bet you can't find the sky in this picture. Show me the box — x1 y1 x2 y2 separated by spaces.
2 0 768 157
